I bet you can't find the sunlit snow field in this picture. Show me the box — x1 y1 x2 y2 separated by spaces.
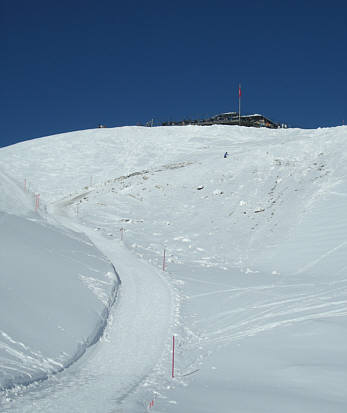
0 125 346 412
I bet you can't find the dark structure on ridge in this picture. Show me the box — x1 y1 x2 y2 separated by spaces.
162 112 286 129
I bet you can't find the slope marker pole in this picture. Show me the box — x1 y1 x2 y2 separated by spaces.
163 248 166 271
35 194 40 211
172 335 175 378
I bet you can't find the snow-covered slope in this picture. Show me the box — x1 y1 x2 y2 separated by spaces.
0 125 346 412
0 148 120 392
0 169 35 216
0 213 118 391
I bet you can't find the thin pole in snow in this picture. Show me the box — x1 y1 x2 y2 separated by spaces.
24 179 27 192
35 194 40 211
120 227 124 241
239 83 241 122
163 248 166 271
172 335 175 378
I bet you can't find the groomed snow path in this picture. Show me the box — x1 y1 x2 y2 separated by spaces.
1 222 174 413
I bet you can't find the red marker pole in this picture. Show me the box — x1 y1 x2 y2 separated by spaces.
238 83 242 126
172 335 175 378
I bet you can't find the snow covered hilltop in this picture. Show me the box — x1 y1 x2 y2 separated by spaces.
0 124 347 412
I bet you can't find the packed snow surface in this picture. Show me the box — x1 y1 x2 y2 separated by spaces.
0 124 346 412
0 212 118 390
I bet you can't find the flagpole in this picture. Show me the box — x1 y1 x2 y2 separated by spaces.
238 84 241 126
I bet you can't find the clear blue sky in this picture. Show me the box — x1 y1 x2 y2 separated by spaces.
1 0 346 147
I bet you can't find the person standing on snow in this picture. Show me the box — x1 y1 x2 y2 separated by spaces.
224 152 228 158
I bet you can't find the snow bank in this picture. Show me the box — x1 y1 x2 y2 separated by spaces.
0 169 35 216
0 212 119 390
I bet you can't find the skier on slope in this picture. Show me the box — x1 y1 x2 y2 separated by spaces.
224 151 228 158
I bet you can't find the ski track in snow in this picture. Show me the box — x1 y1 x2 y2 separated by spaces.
0 203 177 412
